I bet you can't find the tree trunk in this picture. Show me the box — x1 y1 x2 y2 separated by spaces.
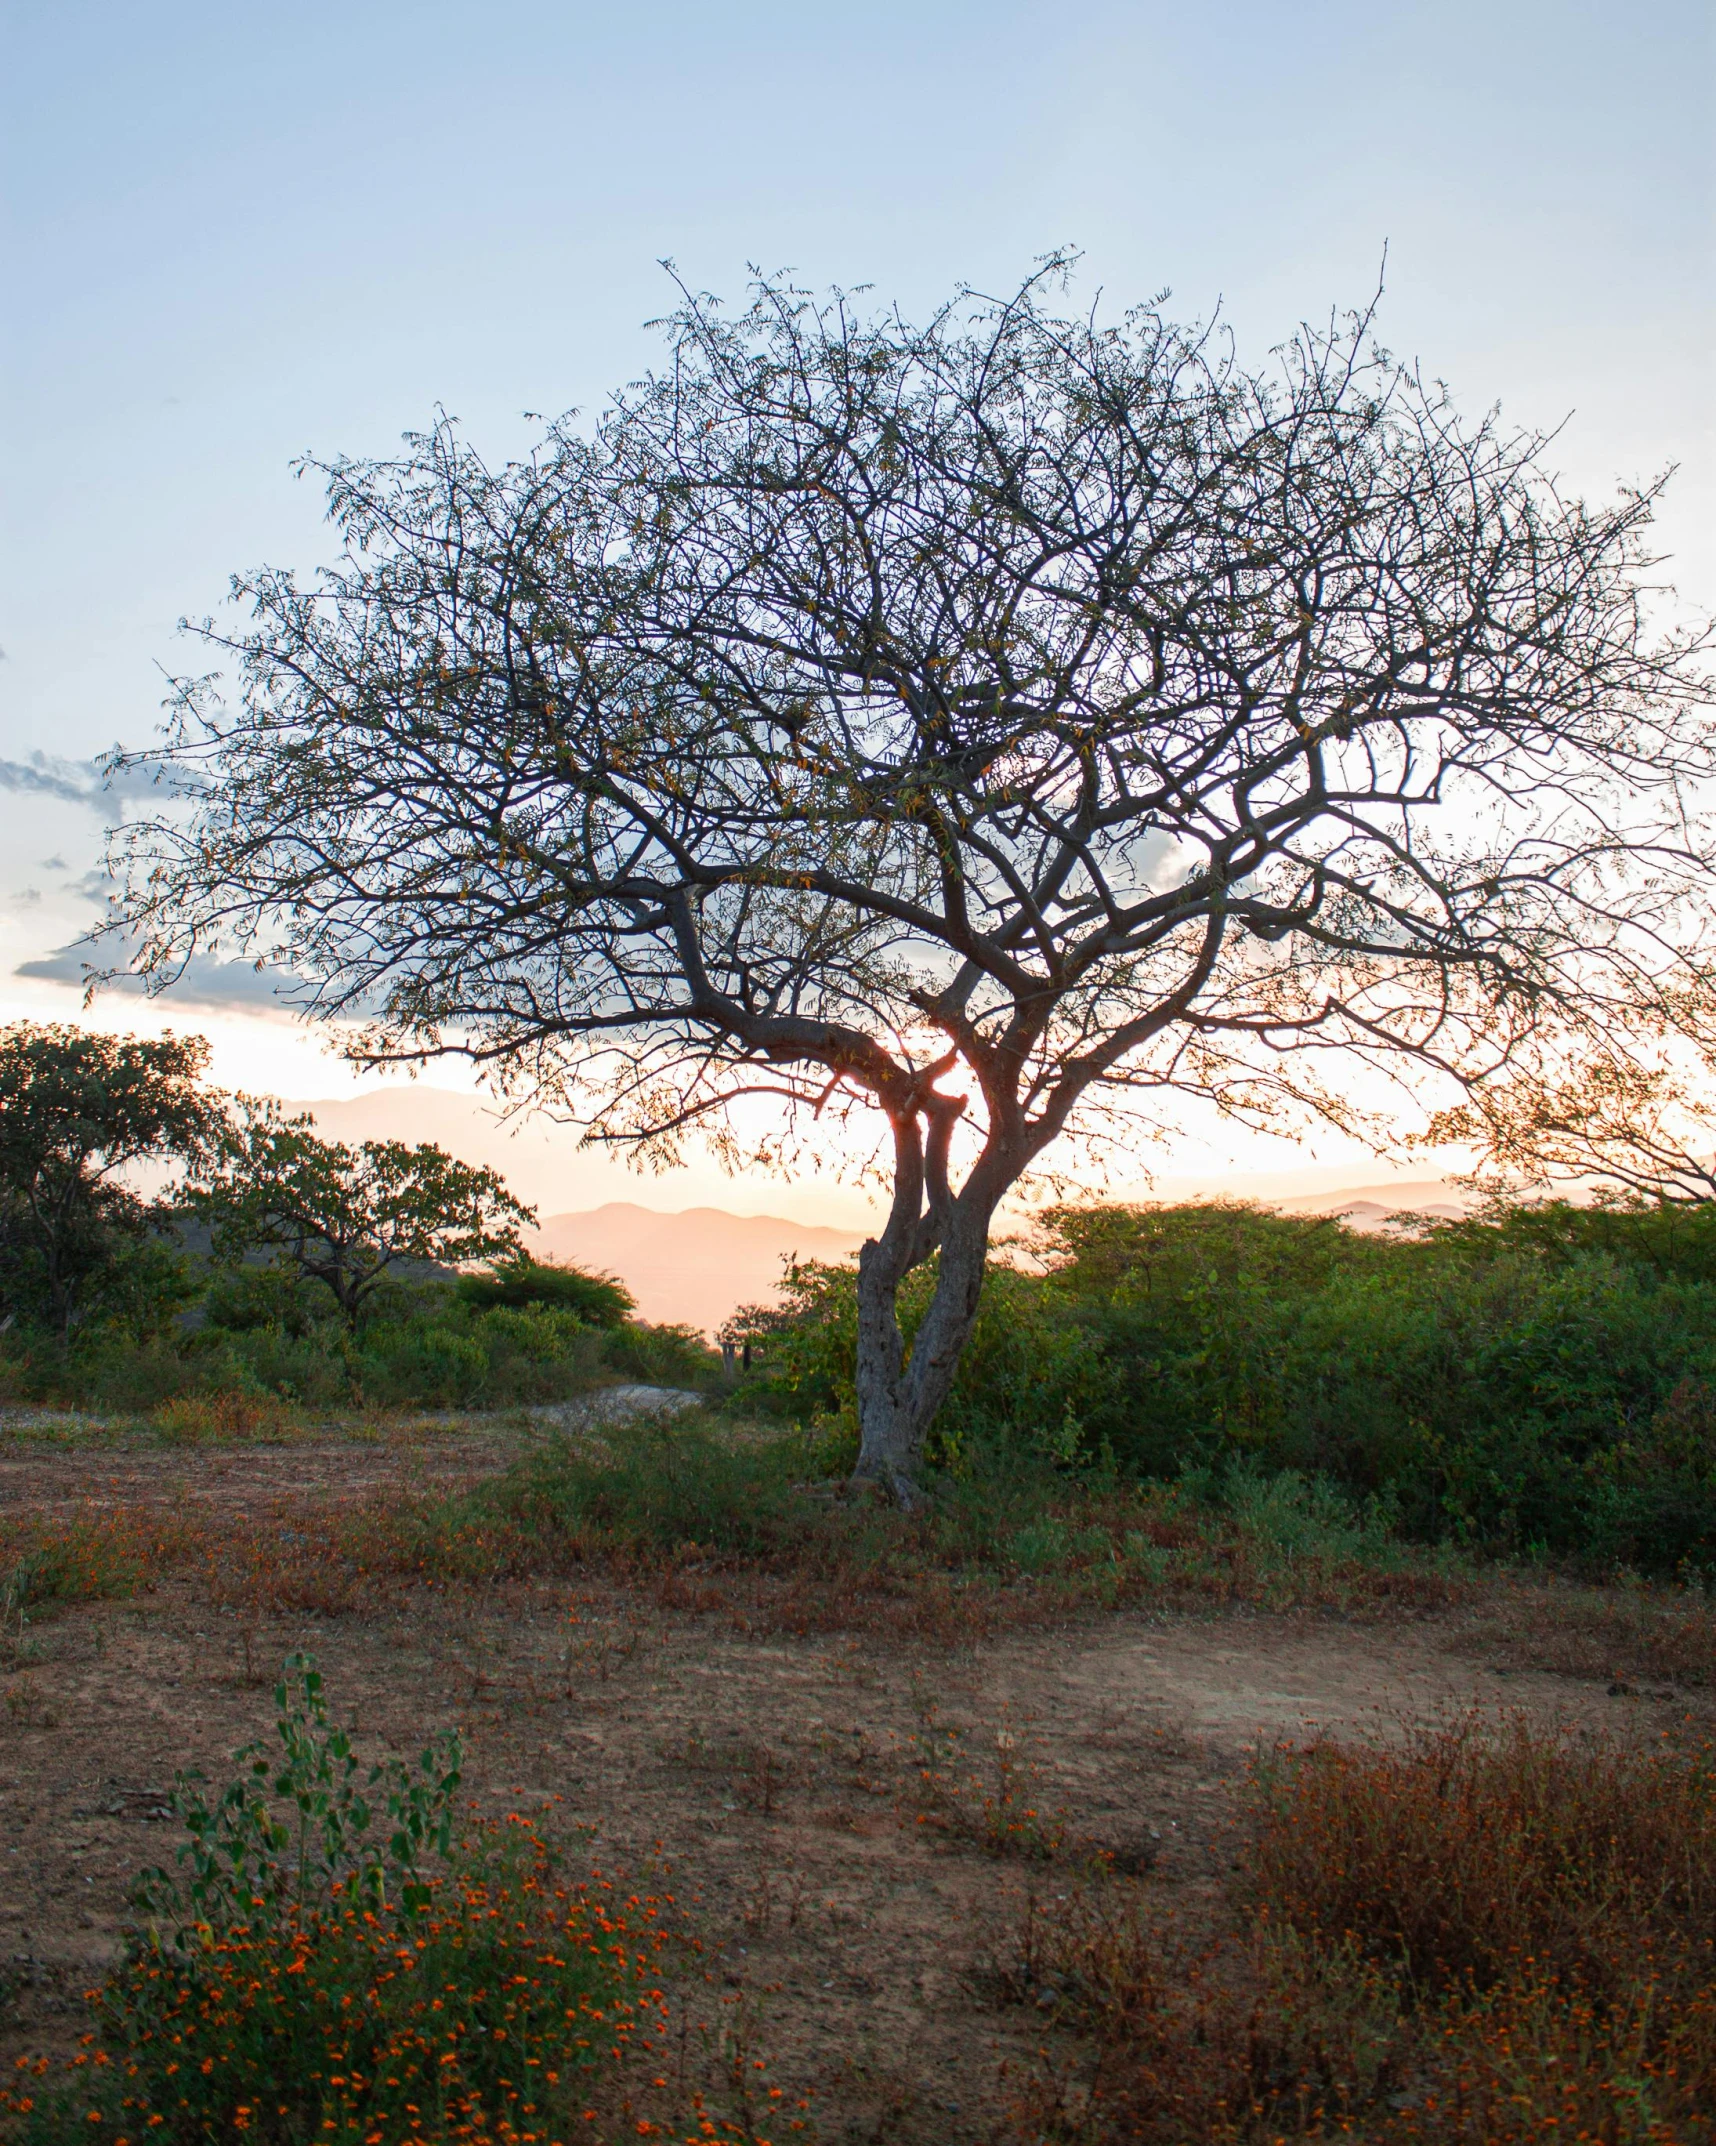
852 1176 998 1505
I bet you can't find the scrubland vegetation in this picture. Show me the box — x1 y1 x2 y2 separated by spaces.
1 1434 1711 2142
0 1262 710 1426
1002 1713 1716 2142
5 1206 1716 2140
0 1020 713 1423
732 1196 1716 1575
8 1022 1716 2138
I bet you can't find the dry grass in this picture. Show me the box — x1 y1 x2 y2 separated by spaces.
999 1715 1716 2144
1459 1572 1716 1691
0 1416 1479 1648
0 1508 198 1628
149 1390 299 1443
5 1415 1716 2142
6 1412 1715 1691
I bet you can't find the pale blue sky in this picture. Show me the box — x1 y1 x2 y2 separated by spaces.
2 0 1712 1119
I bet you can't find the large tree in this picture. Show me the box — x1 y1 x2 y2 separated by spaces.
111 266 1714 1498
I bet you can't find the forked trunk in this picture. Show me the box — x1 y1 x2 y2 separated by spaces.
851 1196 995 1505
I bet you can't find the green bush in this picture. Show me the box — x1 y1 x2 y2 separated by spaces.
1 1659 672 2146
729 1201 1716 1569
480 1412 813 1559
362 1323 493 1407
456 1251 634 1326
602 1319 721 1391
0 1285 713 1421
201 1261 323 1338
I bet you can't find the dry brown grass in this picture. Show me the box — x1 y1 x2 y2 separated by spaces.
1458 1571 1716 1691
0 1490 1460 1646
999 1715 1716 2144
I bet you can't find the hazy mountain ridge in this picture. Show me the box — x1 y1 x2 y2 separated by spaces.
286 1087 1469 1330
529 1203 866 1334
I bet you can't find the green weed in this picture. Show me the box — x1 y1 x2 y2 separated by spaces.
0 1658 781 2146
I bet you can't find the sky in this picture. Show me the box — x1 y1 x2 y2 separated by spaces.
2 0 1712 1209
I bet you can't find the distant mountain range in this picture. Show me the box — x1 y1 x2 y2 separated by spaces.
530 1204 865 1334
285 1085 1470 1331
1273 1179 1471 1231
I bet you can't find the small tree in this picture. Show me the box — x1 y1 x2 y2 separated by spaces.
0 1023 221 1338
112 266 1715 1498
193 1115 534 1327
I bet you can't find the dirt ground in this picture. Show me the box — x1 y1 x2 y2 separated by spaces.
1 1425 1709 2143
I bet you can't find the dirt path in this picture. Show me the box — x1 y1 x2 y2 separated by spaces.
0 1429 1705 2143
0 1421 517 1513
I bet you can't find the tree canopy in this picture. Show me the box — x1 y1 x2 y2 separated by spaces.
191 1115 534 1327
0 1023 221 1337
111 264 1716 1495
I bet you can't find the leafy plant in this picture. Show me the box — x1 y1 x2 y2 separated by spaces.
729 1203 1716 1567
133 1653 462 1937
1 1659 685 2145
457 1250 635 1326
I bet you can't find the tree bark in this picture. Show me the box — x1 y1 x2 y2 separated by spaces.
851 1103 1004 1504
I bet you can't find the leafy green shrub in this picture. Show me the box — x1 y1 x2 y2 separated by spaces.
484 1413 812 1558
1219 1468 1398 1565
729 1202 1716 1567
201 1261 322 1338
134 1654 463 1934
470 1302 592 1361
1 1281 687 1419
360 1323 493 1407
1007 1518 1114 1574
603 1319 721 1391
2 1659 674 2146
457 1251 635 1326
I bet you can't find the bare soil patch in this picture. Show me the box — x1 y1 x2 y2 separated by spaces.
0 1425 1707 2143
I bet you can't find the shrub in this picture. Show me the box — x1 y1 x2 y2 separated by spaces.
152 1389 292 1442
0 1285 670 1419
1003 1715 1716 2144
457 1252 635 1327
729 1203 1716 1567
1243 1714 1716 2004
0 1508 191 1616
201 1261 322 1338
483 1414 812 1559
360 1323 493 1408
133 1653 464 1932
1 1659 675 2146
602 1321 720 1391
